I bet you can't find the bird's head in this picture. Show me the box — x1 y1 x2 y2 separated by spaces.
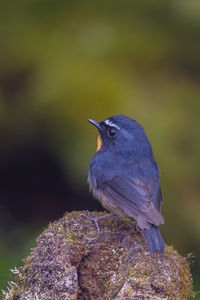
88 115 152 156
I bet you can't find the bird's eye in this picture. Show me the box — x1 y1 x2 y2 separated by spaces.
107 127 116 137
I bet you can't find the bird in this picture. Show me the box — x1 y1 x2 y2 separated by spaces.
84 114 165 254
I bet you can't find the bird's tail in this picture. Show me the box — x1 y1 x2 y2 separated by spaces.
144 225 165 254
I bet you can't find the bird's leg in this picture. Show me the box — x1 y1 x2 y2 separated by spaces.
134 223 141 233
80 210 113 236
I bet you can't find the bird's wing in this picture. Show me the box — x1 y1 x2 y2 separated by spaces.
155 187 163 212
101 175 164 227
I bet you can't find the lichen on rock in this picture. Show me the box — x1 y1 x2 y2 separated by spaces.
2 211 193 299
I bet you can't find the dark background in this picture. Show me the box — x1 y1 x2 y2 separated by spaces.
0 0 200 297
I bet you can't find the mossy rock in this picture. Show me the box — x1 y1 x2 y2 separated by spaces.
2 211 193 299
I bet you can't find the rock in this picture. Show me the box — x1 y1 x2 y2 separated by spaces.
2 211 193 299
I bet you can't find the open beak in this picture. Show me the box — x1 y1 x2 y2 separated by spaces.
88 119 101 130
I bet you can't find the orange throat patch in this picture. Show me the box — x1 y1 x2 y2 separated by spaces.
96 135 102 151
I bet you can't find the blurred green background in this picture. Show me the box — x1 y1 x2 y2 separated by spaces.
0 0 200 297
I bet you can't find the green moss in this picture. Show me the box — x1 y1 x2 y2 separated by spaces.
128 267 134 277
127 286 134 297
122 217 133 223
11 288 21 299
141 268 150 276
2 211 194 300
26 263 32 269
66 231 77 244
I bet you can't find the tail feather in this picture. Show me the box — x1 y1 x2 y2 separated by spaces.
144 225 165 253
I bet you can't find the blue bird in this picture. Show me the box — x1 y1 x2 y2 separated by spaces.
85 115 165 254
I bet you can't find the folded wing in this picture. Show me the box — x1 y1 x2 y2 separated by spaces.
101 175 164 228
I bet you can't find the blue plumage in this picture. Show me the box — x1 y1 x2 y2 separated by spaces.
88 115 165 253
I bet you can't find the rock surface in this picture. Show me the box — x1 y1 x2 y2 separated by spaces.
2 211 193 299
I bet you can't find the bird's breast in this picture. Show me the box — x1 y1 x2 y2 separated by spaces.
96 135 102 152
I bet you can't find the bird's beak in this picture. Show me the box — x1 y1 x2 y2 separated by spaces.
88 119 101 130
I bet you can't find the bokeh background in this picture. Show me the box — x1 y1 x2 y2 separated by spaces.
0 0 200 297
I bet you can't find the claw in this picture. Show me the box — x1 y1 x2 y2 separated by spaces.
135 223 142 233
80 211 112 237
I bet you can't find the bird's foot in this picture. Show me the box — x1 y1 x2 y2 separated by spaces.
80 210 113 237
134 223 142 233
